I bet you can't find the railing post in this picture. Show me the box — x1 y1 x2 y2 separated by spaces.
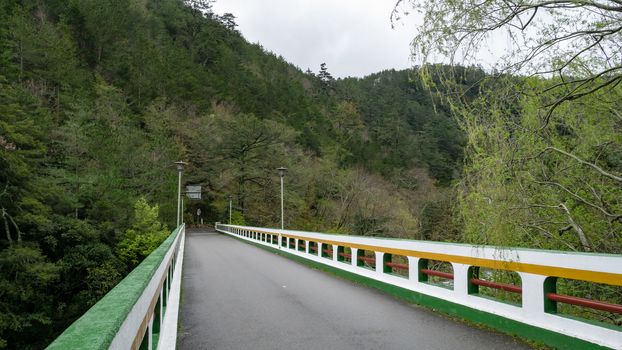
148 316 154 350
520 272 550 317
332 244 339 261
375 251 384 275
159 288 164 327
351 248 358 266
407 256 420 283
452 263 470 295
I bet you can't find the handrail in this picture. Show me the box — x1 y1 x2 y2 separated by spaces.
215 223 622 349
47 225 185 350
470 278 522 294
421 268 454 280
547 293 622 314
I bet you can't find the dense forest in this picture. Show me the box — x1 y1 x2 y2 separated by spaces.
1 0 621 347
0 0 470 347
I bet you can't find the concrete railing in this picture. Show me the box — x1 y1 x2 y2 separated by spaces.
47 224 186 350
216 223 622 349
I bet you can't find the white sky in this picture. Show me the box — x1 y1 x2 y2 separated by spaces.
212 0 418 78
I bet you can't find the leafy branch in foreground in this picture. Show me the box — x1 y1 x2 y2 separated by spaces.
393 0 622 120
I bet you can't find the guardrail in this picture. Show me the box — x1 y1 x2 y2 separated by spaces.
47 224 186 350
215 223 622 349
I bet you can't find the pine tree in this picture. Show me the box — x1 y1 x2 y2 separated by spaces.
317 62 335 92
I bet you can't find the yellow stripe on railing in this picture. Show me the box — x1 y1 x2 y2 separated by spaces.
224 227 622 286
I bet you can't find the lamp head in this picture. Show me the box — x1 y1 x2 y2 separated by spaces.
277 167 287 177
174 160 188 172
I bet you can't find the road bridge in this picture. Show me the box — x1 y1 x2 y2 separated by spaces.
47 224 622 349
177 230 529 349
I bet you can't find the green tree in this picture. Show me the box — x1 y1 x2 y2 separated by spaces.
0 78 48 246
116 198 169 268
209 112 297 213
317 62 335 93
0 245 59 349
457 79 622 253
230 210 245 225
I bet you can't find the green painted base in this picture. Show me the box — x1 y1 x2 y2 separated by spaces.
223 233 611 350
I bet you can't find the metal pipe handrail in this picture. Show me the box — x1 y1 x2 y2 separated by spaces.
421 269 454 280
547 293 622 314
471 278 522 294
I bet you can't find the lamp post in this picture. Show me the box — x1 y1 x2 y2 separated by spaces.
228 195 232 225
277 167 287 231
174 161 187 227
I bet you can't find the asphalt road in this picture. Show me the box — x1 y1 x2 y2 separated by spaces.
178 230 532 350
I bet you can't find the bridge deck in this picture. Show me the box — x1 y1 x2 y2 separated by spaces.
178 230 532 350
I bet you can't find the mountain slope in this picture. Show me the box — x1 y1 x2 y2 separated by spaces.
0 0 468 347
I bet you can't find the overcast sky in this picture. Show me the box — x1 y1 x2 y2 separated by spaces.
211 0 419 78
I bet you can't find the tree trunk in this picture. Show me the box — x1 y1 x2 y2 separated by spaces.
2 208 12 245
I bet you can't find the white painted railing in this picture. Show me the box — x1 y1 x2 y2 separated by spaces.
215 223 622 349
47 225 185 350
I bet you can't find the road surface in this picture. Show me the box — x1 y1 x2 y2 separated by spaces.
178 230 532 350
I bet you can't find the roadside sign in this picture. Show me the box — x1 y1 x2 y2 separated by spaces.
186 185 201 200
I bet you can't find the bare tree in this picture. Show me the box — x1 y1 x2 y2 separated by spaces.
393 0 622 119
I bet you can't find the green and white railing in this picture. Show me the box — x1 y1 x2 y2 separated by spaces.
216 223 622 349
47 224 185 350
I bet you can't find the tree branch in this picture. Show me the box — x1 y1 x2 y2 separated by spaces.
559 203 592 251
535 180 622 221
543 147 622 183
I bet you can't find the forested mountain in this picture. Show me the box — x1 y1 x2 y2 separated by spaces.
0 0 470 347
336 70 465 185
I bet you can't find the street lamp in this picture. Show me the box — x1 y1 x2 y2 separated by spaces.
277 167 287 231
228 195 232 225
174 161 187 227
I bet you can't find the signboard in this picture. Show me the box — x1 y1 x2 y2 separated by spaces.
186 185 201 200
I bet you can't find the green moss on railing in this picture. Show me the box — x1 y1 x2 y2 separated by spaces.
46 226 182 350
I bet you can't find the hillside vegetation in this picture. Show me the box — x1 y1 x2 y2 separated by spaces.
4 0 620 346
0 0 469 347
